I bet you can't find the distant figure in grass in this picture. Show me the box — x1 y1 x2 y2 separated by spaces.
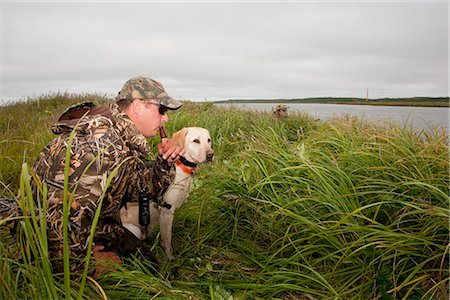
273 104 288 118
5 76 185 277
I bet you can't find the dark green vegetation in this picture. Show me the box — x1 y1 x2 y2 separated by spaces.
216 97 450 107
1 94 449 299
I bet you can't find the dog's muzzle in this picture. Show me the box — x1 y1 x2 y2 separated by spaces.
206 150 215 162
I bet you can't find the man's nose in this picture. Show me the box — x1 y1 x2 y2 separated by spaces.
161 114 169 123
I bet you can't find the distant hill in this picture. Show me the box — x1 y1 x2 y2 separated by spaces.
214 97 449 107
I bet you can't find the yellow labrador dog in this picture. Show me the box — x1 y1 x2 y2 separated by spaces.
120 127 214 260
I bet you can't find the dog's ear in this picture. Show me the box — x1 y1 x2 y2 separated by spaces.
171 128 189 148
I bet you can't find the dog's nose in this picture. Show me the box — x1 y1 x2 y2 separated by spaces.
206 150 215 161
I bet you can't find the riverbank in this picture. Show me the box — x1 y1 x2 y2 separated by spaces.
216 102 450 133
215 96 450 107
1 95 448 299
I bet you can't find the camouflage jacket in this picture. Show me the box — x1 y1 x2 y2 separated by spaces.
32 102 174 270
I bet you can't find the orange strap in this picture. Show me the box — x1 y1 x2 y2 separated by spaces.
175 159 196 174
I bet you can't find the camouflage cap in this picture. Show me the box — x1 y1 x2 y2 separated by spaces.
116 76 182 110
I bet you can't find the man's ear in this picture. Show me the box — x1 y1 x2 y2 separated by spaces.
171 128 189 148
131 99 145 116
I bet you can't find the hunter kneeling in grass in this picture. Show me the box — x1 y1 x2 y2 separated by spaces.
5 76 185 277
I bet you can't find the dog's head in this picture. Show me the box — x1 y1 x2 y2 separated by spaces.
171 127 214 164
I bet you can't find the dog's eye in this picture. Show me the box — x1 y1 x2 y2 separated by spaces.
193 139 200 144
208 138 211 143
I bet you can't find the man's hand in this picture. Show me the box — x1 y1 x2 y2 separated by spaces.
92 245 122 278
158 138 185 163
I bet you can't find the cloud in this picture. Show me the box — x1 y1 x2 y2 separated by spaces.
1 2 448 102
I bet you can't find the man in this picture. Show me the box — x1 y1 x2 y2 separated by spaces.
31 76 184 274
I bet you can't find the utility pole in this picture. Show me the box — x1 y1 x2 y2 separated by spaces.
365 88 369 105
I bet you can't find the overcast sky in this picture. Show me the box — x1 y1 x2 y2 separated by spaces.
1 1 448 103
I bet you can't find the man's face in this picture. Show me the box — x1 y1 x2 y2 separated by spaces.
135 100 169 137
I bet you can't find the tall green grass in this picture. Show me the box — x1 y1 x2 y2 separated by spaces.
0 95 448 299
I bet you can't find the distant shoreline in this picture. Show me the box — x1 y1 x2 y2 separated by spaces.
1 95 448 108
214 97 449 107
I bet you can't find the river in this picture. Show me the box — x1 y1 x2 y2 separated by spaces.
216 103 449 133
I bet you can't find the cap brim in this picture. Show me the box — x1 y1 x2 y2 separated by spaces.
160 98 183 110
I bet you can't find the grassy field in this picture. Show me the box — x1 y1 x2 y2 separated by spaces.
0 94 449 299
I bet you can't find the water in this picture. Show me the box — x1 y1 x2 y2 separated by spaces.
217 103 449 133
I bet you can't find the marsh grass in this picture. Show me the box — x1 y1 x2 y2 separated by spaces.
0 95 448 299
0 164 107 299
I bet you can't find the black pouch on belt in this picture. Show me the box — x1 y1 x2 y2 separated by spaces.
139 189 150 226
